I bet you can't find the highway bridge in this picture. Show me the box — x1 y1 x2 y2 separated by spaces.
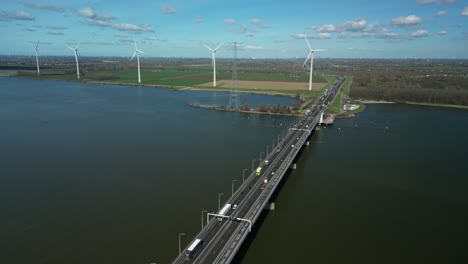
172 77 345 264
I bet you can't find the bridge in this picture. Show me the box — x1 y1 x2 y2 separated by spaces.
172 77 345 264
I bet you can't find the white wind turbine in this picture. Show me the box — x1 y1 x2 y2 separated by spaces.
67 42 81 79
35 41 40 75
203 43 224 87
303 37 325 91
131 39 144 84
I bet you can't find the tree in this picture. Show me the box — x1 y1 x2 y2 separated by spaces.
240 103 251 111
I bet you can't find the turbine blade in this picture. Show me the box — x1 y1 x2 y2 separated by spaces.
67 46 74 50
75 42 80 50
312 49 327 52
130 51 136 61
36 41 40 50
203 43 214 51
136 49 144 53
214 42 224 51
303 51 312 67
304 36 312 50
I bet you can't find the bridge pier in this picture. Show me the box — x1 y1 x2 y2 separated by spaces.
306 141 310 146
290 163 297 170
264 202 275 211
319 111 324 124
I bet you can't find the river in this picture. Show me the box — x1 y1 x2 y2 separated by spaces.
1 78 467 264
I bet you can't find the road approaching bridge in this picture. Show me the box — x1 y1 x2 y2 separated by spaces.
172 77 345 264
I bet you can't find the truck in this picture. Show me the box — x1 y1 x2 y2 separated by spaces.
185 239 203 258
256 167 262 176
218 203 231 221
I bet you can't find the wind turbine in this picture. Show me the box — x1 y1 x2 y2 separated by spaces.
35 41 40 75
67 42 80 79
303 37 325 91
131 40 144 84
203 43 224 87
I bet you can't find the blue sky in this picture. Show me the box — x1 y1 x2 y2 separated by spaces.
1 0 467 58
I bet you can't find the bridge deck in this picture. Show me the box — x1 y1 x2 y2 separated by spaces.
172 77 345 264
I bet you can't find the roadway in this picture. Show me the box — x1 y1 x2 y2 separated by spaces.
172 77 345 264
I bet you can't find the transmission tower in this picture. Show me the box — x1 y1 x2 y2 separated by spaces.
228 42 240 110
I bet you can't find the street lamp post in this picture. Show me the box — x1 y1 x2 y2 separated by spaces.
267 145 270 156
252 159 255 172
178 233 185 254
201 210 207 229
243 169 247 183
218 193 224 212
232 180 237 196
259 152 263 163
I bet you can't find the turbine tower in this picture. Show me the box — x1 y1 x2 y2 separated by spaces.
203 43 224 87
67 42 80 79
303 37 325 91
131 40 144 84
35 41 40 76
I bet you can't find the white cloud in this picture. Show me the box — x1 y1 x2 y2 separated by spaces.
438 30 448 35
462 7 468 16
23 3 64 12
224 18 236 25
78 7 116 27
436 10 448 16
391 15 422 27
291 33 308 39
112 23 154 33
47 30 64 35
251 18 270 29
417 0 458 4
195 16 202 23
0 11 35 21
341 17 367 31
339 32 370 38
311 24 337 33
78 7 116 20
440 0 457 4
310 33 332 39
161 4 176 14
114 33 128 38
244 45 264 50
411 29 429 37
417 0 436 4
87 19 110 27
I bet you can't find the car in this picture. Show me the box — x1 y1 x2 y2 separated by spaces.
233 204 238 210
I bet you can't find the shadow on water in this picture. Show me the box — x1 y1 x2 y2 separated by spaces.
232 134 312 263
231 168 295 263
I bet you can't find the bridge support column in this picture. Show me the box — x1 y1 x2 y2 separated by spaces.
306 141 310 146
290 163 297 170
319 111 324 124
264 202 275 211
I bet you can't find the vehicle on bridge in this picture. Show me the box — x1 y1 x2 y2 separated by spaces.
185 238 203 259
256 167 262 176
218 203 231 221
260 178 268 190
